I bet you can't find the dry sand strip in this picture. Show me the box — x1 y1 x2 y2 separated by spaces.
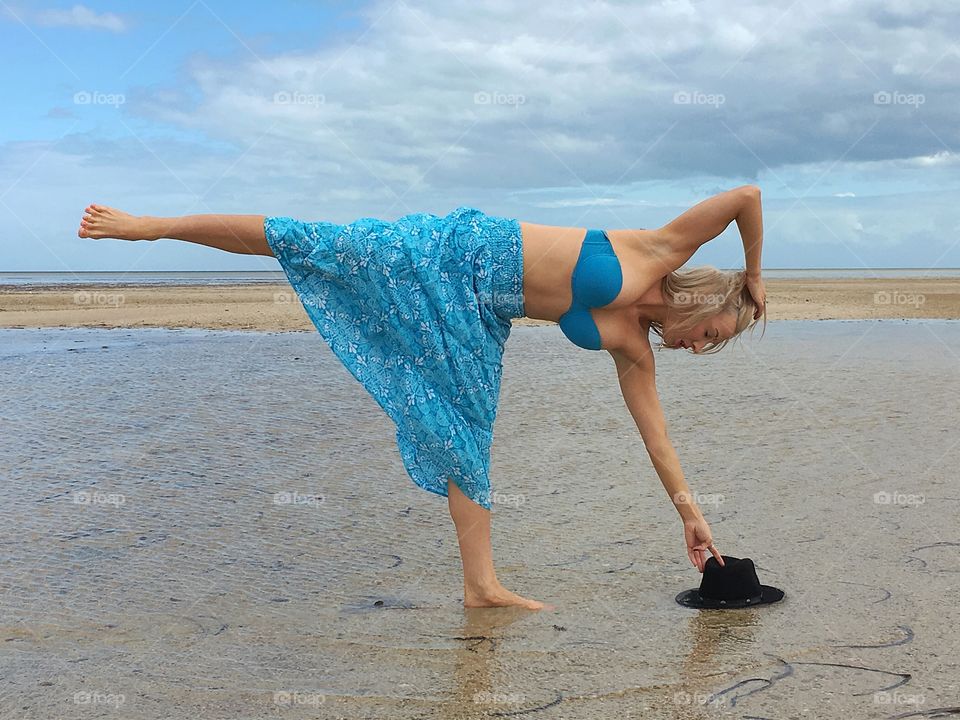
0 278 957 330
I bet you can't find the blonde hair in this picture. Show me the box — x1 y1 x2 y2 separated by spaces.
649 266 767 354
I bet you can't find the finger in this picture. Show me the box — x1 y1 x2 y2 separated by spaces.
709 544 724 566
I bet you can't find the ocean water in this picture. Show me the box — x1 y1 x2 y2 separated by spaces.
0 271 289 287
2 268 960 287
1 321 958 719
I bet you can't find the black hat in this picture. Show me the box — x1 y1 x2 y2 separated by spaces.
675 555 784 609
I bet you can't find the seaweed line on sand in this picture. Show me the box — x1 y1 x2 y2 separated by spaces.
834 624 913 650
706 653 794 707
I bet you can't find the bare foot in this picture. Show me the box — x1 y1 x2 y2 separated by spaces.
78 204 152 240
464 583 551 610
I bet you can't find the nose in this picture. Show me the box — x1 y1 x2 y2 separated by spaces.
691 341 704 353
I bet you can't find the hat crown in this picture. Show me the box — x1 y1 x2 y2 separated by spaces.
698 555 763 601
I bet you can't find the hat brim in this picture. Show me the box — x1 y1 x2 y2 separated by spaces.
675 584 785 609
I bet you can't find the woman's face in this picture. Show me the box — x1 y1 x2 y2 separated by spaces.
664 311 737 353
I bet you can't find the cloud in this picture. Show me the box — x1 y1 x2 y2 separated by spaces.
122 0 959 201
3 0 960 270
33 4 128 32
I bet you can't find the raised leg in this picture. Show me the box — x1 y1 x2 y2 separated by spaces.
78 204 273 257
446 479 548 610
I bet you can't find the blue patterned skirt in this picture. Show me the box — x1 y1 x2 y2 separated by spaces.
263 206 525 509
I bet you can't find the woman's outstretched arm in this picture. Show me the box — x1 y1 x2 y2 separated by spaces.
78 204 274 257
609 338 724 572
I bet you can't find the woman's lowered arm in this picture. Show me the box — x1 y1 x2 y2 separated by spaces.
609 344 698 519
609 340 723 571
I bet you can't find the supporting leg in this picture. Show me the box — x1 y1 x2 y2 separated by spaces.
446 479 547 610
78 203 273 256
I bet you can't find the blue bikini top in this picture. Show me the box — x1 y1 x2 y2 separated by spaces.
558 229 623 350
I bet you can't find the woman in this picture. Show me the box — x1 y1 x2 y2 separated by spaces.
77 184 766 611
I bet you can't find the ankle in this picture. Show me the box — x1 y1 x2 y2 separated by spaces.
464 576 503 596
139 215 163 241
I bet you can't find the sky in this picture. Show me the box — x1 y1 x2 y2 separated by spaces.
1 0 959 272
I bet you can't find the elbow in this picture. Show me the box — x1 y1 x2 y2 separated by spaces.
643 433 673 459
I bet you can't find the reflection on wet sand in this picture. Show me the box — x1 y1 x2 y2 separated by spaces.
446 607 534 718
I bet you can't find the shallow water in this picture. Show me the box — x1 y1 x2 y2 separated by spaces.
1 321 959 719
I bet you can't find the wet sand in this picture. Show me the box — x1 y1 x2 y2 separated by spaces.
0 277 958 330
1 320 958 718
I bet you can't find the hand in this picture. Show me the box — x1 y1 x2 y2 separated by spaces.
745 274 766 320
683 517 723 573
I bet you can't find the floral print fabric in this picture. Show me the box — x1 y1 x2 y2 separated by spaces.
263 206 525 509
